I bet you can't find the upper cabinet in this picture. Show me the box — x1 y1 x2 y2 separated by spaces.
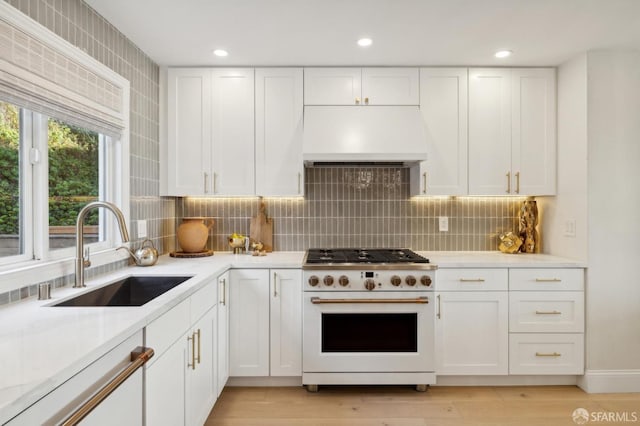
468 68 556 195
163 68 255 196
255 68 304 196
411 68 468 196
165 68 212 196
304 68 419 105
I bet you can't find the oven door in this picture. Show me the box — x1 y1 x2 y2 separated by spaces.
303 291 434 372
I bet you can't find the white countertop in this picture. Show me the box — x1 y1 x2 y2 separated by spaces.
0 250 582 423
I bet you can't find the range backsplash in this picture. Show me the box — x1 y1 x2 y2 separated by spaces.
177 167 527 252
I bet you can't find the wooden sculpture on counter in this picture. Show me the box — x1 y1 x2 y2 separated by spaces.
519 199 539 253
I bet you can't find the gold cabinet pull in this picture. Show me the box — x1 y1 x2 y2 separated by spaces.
535 278 562 282
298 172 301 194
422 172 427 194
535 352 562 357
213 173 217 194
364 97 369 105
506 171 511 193
196 329 201 364
459 278 485 282
535 310 562 315
273 272 278 297
436 294 441 319
220 278 226 306
355 97 360 105
204 172 209 193
188 332 196 370
515 171 520 194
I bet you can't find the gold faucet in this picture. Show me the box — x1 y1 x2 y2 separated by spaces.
74 201 130 288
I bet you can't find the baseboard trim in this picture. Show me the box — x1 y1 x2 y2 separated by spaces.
435 375 578 386
578 369 640 393
227 376 303 387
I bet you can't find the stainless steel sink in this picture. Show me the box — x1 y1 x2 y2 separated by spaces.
53 276 193 307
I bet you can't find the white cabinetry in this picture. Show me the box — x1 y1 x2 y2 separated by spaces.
508 269 584 375
411 68 468 196
436 269 509 375
217 270 230 396
164 68 254 196
255 68 304 196
165 68 211 196
304 68 419 105
211 68 255 195
7 332 144 425
468 68 556 195
146 281 217 426
229 268 302 377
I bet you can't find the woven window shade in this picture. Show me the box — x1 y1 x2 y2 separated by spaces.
0 14 126 137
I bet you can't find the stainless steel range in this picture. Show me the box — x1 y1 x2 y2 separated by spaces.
302 248 437 392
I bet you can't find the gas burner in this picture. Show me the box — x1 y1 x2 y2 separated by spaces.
304 248 431 269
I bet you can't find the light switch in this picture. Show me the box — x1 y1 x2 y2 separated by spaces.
564 219 576 237
439 216 449 232
137 220 147 238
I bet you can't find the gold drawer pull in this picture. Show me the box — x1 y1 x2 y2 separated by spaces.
535 310 562 315
459 278 485 282
535 278 562 282
536 352 562 357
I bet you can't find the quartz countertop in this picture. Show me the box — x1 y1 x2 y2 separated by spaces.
0 250 582 423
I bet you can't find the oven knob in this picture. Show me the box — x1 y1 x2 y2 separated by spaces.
420 275 432 287
308 275 320 287
405 275 417 286
323 275 334 286
390 275 402 286
338 275 350 286
364 279 376 291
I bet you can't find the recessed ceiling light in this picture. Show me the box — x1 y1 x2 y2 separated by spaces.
213 49 228 57
495 50 512 58
357 38 373 47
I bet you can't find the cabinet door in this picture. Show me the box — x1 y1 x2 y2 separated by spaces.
270 269 302 376
468 68 512 195
304 68 361 105
436 291 508 375
229 269 270 376
146 335 187 426
255 68 304 196
362 67 419 105
166 68 211 196
418 68 468 195
511 68 556 195
211 68 255 195
186 308 217 426
217 271 230 396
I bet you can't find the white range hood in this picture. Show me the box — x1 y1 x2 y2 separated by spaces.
302 106 428 165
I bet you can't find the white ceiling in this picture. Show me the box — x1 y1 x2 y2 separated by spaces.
85 0 640 67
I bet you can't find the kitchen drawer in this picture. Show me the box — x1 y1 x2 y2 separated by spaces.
509 333 584 375
190 280 217 324
437 269 508 291
509 268 584 291
509 292 584 333
145 298 190 366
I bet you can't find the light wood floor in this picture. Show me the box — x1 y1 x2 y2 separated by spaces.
205 385 640 426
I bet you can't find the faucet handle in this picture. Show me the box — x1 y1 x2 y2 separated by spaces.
83 247 91 268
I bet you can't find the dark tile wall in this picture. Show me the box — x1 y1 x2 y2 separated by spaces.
178 167 526 252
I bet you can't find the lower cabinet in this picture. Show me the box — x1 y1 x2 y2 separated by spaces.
145 280 217 426
229 268 302 377
217 270 230 396
435 269 509 375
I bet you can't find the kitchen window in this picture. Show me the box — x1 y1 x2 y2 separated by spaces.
0 99 120 266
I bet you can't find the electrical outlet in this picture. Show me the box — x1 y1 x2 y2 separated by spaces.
564 219 576 237
439 216 449 232
137 220 147 238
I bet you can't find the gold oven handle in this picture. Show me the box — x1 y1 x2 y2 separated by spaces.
310 297 429 304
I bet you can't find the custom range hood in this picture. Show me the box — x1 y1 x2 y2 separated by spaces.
302 106 428 166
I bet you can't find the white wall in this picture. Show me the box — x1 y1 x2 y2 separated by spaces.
585 50 640 372
538 54 588 261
